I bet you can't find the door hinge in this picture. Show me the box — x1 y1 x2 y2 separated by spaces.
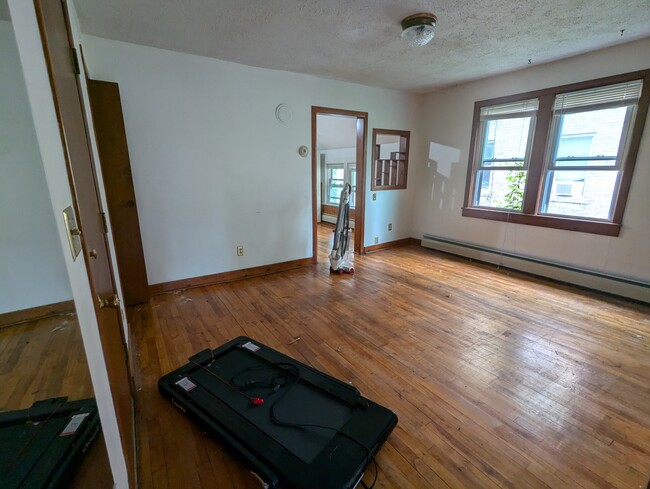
100 212 108 234
70 47 81 75
98 294 120 309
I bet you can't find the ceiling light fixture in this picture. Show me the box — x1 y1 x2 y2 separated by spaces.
400 13 437 48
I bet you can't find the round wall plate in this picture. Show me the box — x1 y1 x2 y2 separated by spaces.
298 145 309 157
275 103 293 124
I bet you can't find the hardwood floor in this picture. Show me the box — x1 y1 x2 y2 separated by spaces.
0 313 93 411
130 223 650 489
0 313 112 488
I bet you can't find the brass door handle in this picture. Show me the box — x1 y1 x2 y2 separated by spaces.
98 294 120 309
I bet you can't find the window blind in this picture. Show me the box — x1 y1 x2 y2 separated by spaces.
480 98 539 120
553 79 643 113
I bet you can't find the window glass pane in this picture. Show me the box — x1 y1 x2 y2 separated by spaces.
475 170 527 210
349 169 356 207
542 170 618 219
554 107 627 164
482 117 531 164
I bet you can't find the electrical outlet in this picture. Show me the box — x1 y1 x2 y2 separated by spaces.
388 223 392 231
237 245 244 256
374 237 379 244
372 193 377 201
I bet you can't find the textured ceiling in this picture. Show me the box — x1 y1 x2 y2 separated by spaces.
74 0 650 93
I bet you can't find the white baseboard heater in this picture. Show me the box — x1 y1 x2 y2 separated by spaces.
421 234 650 303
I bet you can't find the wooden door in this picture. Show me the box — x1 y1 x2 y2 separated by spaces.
88 80 149 306
34 0 135 486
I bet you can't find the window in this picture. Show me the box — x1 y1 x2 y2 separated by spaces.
463 70 649 236
372 129 410 190
326 162 356 207
472 98 538 210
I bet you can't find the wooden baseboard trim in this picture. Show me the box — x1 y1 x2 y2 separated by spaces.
0 300 75 329
363 237 420 254
149 257 315 295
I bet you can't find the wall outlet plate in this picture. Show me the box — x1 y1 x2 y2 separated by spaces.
372 193 377 201
237 245 244 256
388 223 392 231
374 237 379 244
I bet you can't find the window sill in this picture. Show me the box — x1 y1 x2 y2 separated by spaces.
461 207 621 236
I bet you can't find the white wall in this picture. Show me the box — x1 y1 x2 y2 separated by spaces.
82 36 423 285
8 2 129 487
412 38 650 295
0 20 71 314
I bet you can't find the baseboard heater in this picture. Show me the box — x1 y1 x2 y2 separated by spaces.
421 234 649 302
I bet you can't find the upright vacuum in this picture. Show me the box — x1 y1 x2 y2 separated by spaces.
329 183 354 274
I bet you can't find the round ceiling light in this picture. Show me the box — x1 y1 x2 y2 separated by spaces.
400 13 437 48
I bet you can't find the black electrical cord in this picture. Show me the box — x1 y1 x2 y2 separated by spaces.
231 362 378 489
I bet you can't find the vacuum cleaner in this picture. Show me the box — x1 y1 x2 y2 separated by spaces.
329 183 354 274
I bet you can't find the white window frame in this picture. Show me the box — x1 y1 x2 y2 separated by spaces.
539 102 637 221
326 162 356 208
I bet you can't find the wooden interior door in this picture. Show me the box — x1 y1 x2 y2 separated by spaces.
88 80 149 306
34 0 135 486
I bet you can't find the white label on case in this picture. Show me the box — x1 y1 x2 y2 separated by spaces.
242 341 260 352
175 377 196 392
60 412 90 436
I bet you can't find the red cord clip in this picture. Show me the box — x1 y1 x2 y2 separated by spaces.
251 397 265 406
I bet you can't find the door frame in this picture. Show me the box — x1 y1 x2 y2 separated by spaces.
311 106 368 260
32 0 135 486
8 0 131 487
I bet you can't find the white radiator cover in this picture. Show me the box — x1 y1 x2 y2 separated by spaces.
421 234 650 303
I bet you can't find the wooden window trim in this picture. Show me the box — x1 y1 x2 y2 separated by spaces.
371 128 410 191
462 69 650 237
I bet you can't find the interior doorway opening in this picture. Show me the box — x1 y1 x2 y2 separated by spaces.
311 107 368 262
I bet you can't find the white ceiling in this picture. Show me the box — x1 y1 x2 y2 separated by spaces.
57 1 650 92
316 114 357 150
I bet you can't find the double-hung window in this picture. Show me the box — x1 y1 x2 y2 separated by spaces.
473 99 538 210
540 81 643 220
463 70 649 236
326 163 356 207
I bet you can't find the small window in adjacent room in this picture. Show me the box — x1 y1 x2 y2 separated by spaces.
463 70 649 236
326 162 356 207
372 129 410 190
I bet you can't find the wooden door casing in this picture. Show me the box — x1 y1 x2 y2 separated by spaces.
33 0 135 486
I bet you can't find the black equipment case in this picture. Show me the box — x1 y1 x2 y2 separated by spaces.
158 336 398 488
0 397 101 489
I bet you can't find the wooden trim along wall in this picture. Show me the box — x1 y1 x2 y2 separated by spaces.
149 258 313 295
364 237 421 253
0 300 75 329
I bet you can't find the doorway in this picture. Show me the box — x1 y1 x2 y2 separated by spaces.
311 107 368 261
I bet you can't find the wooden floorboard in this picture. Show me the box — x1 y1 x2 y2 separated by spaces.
130 223 650 489
0 313 113 488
